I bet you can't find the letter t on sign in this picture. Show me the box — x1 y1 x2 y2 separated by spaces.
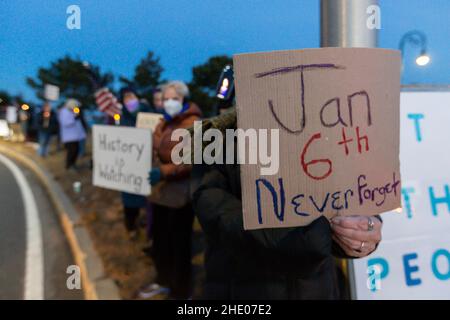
407 113 425 142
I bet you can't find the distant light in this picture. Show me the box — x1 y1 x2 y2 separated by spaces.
113 114 121 121
416 54 430 66
21 104 30 111
73 107 80 114
217 78 229 99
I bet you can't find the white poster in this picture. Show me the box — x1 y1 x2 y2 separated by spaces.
93 125 152 196
0 120 10 137
136 112 163 131
353 91 450 300
44 84 60 101
6 106 18 123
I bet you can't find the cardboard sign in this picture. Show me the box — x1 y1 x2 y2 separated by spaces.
352 91 450 299
44 84 60 101
93 125 152 195
234 48 402 230
136 112 163 131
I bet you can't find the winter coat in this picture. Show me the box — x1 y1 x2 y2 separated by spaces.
37 110 59 135
58 108 86 143
190 107 352 300
149 102 202 207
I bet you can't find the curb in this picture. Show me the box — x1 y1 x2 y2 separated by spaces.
0 144 121 300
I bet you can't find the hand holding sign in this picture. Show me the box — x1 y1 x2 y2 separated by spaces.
148 167 162 186
331 215 382 258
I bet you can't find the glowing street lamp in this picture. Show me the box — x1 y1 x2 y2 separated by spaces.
416 54 430 66
399 30 431 68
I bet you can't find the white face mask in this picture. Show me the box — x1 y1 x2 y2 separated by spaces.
163 99 183 117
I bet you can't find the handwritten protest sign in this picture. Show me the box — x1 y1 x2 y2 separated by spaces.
136 112 163 131
234 48 402 230
93 125 152 195
353 91 450 299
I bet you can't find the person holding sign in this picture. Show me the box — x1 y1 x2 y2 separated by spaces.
189 45 403 299
140 81 202 300
191 107 383 299
116 87 152 239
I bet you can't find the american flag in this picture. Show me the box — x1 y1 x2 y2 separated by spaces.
94 87 122 117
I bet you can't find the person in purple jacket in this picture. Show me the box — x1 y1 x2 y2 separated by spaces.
58 98 86 170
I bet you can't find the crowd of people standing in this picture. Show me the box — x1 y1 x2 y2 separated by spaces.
16 75 383 300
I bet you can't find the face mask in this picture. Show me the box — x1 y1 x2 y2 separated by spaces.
163 99 183 117
124 99 139 113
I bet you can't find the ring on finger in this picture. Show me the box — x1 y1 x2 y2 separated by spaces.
355 241 365 253
367 217 374 231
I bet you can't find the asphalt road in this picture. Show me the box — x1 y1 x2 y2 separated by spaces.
0 153 83 300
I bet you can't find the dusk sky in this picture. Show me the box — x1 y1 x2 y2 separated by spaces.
1 0 449 102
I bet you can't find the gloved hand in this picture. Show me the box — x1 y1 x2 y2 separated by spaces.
148 167 162 186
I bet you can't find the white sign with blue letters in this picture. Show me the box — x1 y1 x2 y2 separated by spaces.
353 91 450 299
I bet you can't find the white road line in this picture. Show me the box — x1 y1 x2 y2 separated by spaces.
0 153 44 300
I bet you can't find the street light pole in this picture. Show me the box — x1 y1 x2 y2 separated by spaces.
320 0 379 301
320 0 379 48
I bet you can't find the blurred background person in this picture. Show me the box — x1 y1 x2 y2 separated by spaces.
139 80 202 299
36 102 59 157
152 85 164 112
18 103 30 141
141 85 166 256
78 107 88 157
58 98 86 171
117 86 152 240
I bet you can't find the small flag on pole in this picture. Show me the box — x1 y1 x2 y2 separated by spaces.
94 88 122 117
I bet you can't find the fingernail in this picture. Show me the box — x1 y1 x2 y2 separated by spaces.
332 217 341 225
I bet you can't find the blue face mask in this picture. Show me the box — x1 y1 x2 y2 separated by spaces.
125 99 139 113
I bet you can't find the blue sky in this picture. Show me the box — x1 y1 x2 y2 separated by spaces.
0 0 449 102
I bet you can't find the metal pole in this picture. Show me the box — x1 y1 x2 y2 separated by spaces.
321 0 379 48
320 0 379 301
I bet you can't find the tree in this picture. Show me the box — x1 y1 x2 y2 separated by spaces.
188 55 233 117
120 51 164 104
26 55 114 108
0 90 31 107
0 90 12 106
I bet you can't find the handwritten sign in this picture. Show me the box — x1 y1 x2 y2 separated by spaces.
234 48 402 230
93 125 152 195
353 91 450 299
136 112 163 131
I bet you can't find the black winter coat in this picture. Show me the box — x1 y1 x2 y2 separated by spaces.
191 160 352 300
37 110 59 134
